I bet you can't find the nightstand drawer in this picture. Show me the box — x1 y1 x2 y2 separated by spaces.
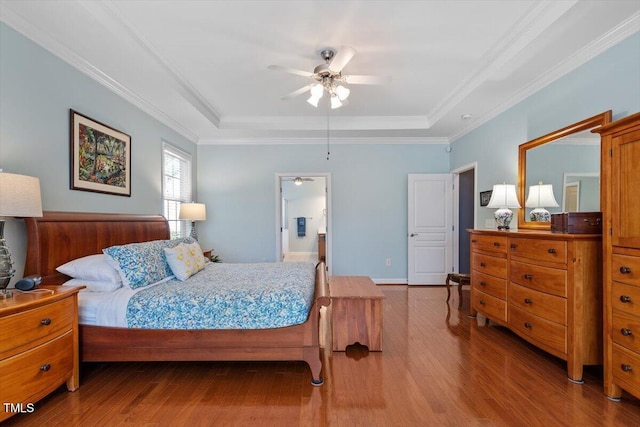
0 297 74 357
612 310 640 353
612 343 640 396
509 283 566 325
612 254 640 287
510 305 566 355
0 330 74 407
472 288 506 323
510 260 567 297
612 282 640 316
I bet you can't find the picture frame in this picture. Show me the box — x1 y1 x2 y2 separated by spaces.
70 109 131 196
480 190 493 207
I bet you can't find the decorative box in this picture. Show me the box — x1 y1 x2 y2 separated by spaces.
551 212 602 234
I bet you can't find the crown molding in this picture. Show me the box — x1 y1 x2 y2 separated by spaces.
449 12 640 143
219 115 431 131
0 4 199 143
198 136 449 145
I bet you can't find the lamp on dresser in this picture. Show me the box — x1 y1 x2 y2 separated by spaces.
486 183 521 230
0 171 43 298
525 181 559 222
179 202 206 240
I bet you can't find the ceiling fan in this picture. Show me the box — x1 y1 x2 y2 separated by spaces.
268 47 391 109
283 177 315 186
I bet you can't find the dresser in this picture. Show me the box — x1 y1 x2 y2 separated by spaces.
0 286 83 421
469 229 602 383
595 112 640 400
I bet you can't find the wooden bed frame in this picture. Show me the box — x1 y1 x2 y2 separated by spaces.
23 211 330 385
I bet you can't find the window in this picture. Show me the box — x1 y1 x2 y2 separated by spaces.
162 142 192 239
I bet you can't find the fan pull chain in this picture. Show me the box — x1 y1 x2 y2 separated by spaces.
326 111 330 160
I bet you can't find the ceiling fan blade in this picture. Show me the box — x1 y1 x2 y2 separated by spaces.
268 65 314 78
329 46 356 73
342 74 391 85
281 84 313 100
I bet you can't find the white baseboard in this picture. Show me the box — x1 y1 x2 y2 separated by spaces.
372 278 408 285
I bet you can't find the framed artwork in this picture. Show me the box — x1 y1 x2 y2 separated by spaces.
480 190 493 207
70 109 131 196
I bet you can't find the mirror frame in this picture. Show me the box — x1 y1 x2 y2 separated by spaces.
517 111 612 230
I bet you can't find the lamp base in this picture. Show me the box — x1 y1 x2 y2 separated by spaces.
494 208 514 230
530 207 551 222
190 221 198 241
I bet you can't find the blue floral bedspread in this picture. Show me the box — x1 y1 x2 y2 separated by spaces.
126 262 316 329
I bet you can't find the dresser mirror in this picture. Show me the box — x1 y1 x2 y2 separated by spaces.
517 111 612 230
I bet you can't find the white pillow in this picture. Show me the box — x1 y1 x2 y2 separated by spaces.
163 242 206 281
63 278 122 293
56 254 122 284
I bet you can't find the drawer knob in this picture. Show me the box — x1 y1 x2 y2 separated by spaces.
493 242 500 247
524 298 532 304
620 295 632 303
471 239 477 243
524 322 532 329
479 300 486 306
480 281 487 287
524 274 533 280
510 244 517 249
40 318 51 326
620 266 632 274
480 262 486 267
547 248 556 254
40 363 51 372
621 364 633 373
621 328 633 336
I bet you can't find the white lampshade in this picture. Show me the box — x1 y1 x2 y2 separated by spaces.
306 95 320 107
487 184 521 209
335 85 350 101
179 202 206 221
0 172 43 218
525 183 559 208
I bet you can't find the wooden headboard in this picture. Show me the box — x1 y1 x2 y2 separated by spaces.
24 211 170 285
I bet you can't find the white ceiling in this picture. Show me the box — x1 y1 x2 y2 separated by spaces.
1 1 638 144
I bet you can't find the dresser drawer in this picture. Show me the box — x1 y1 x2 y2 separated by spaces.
472 288 506 323
612 310 640 354
509 305 566 355
612 343 640 396
473 253 507 278
612 254 640 287
509 237 567 265
474 270 507 299
471 234 508 255
0 297 74 358
509 283 566 325
612 282 640 316
510 260 567 297
0 330 74 406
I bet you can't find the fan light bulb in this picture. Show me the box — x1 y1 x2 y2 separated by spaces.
307 95 320 107
310 84 324 98
335 85 350 101
294 177 303 185
330 95 342 109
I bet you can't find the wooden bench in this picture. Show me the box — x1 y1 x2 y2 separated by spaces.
328 276 385 351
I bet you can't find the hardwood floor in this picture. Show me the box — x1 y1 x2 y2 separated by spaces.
5 286 640 426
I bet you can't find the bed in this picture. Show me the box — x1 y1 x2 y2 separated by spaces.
23 211 330 385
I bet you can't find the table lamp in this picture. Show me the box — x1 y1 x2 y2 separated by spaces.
486 183 521 230
526 181 559 222
179 202 206 240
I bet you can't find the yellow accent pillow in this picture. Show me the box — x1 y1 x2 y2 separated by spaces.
164 242 206 281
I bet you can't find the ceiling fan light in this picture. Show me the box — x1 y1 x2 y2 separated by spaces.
310 83 324 98
336 85 350 101
294 177 303 185
307 95 320 107
330 95 342 109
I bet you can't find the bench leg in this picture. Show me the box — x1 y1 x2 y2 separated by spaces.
445 277 451 303
458 281 463 309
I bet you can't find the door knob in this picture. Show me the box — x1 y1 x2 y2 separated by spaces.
410 233 418 237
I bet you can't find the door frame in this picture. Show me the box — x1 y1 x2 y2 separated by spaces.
275 173 332 275
451 161 477 273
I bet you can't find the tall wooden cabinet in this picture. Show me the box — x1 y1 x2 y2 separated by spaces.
595 112 640 400
469 229 602 383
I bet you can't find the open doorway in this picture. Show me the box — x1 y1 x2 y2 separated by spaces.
275 173 331 274
452 162 477 274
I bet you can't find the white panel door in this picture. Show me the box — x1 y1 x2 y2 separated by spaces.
408 174 453 285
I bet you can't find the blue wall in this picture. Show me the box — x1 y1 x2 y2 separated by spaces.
451 33 640 228
197 143 450 281
0 22 196 283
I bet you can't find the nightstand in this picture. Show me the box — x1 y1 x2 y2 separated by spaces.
0 286 83 422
